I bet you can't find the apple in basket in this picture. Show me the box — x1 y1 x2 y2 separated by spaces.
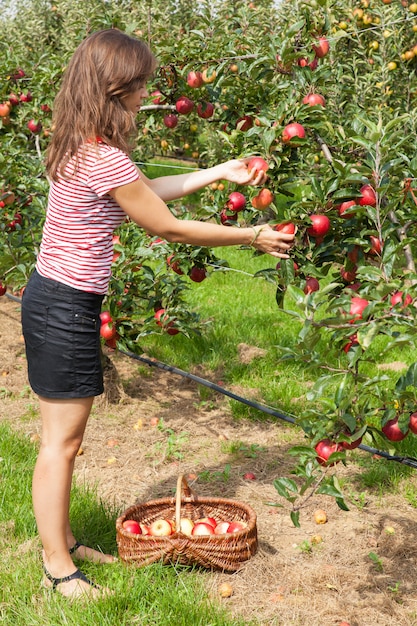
122 519 142 535
194 516 217 529
179 517 195 535
192 522 215 536
140 523 150 536
214 521 230 535
149 518 173 536
227 521 247 533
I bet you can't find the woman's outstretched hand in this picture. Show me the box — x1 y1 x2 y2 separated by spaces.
250 224 296 258
220 158 268 187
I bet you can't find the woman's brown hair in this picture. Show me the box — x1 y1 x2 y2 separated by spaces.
45 29 157 180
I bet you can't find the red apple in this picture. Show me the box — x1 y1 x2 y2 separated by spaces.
236 115 253 131
282 122 305 143
151 90 163 104
251 188 274 210
100 311 112 324
192 522 215 536
0 102 11 117
247 156 269 173
298 57 318 70
149 518 173 536
341 431 363 450
382 417 408 441
337 200 356 219
302 93 325 107
409 412 417 434
197 101 214 119
220 208 238 225
19 91 32 103
315 439 342 466
175 96 194 115
358 184 376 207
226 191 246 212
390 291 413 308
340 265 358 283
163 113 178 128
0 282 7 297
307 214 330 237
243 472 256 480
343 333 358 353
122 519 142 535
8 93 20 107
189 265 207 283
154 308 179 335
194 516 217 529
100 322 117 341
187 70 203 88
313 36 330 58
304 277 320 294
27 119 42 133
214 521 230 535
227 521 247 533
274 222 296 234
167 254 184 275
349 296 369 321
369 235 382 256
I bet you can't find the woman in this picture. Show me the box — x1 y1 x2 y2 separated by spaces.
21 28 295 600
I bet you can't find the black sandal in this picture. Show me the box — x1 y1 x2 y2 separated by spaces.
69 541 83 555
43 565 100 590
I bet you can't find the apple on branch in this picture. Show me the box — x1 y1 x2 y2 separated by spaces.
251 188 274 210
187 70 203 88
226 191 246 212
175 96 194 115
282 122 305 143
307 214 330 237
247 156 269 173
302 93 326 107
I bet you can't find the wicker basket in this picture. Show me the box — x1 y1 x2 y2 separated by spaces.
116 475 258 572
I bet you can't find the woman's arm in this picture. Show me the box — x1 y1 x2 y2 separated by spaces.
108 178 295 258
139 158 267 202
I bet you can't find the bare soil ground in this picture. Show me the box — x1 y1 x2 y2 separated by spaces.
2 295 417 626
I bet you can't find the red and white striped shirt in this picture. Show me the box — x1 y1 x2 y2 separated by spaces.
36 143 140 294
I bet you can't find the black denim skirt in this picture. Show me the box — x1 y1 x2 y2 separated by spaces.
21 270 104 399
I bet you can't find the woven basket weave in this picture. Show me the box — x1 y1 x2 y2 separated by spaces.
116 475 258 571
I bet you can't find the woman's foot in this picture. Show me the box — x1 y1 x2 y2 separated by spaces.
42 565 111 600
69 541 117 564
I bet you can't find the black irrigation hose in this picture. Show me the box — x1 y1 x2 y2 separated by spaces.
5 292 417 469
120 348 417 470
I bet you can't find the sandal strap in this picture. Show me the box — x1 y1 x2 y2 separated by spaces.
43 565 100 590
69 541 82 555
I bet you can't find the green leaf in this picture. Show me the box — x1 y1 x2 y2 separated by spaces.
396 363 417 392
336 497 349 511
290 510 301 528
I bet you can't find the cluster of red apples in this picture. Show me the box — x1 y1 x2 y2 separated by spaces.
122 515 247 537
0 68 47 134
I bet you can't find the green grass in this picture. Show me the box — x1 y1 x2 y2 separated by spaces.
139 246 309 419
0 422 251 626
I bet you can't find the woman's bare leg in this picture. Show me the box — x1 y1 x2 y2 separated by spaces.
33 396 112 598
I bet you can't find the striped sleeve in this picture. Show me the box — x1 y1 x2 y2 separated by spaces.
87 148 140 197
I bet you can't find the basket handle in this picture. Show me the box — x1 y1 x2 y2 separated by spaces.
175 474 195 531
